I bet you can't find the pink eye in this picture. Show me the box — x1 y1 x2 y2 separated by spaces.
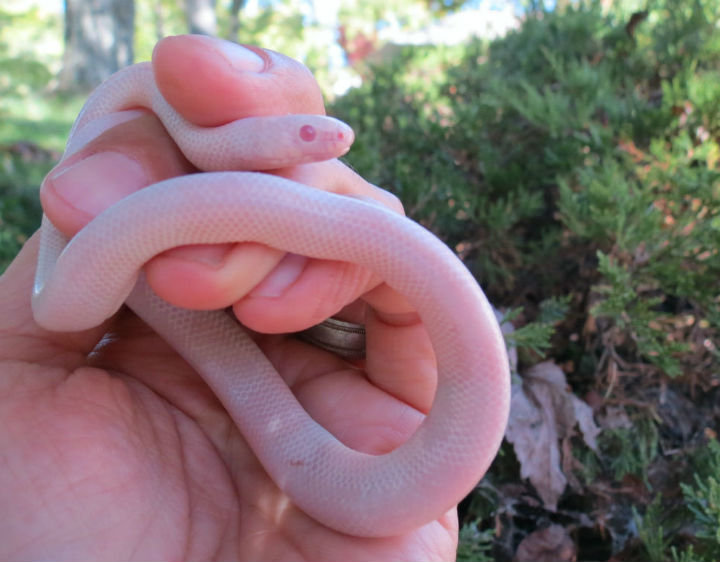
299 125 316 142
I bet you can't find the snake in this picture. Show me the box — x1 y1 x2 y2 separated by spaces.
31 62 510 537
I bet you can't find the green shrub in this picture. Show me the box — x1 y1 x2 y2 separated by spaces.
456 521 493 562
601 414 659 483
330 2 720 558
635 495 668 562
674 439 720 562
0 150 48 271
331 0 720 378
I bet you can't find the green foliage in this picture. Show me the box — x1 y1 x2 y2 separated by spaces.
134 0 475 99
0 4 79 151
503 296 571 362
134 0 187 61
0 151 48 271
536 295 572 325
0 5 70 271
333 0 720 379
675 439 720 562
634 495 668 562
332 45 467 229
599 414 658 483
672 545 703 562
612 438 720 562
0 94 81 152
560 127 720 376
456 521 494 562
0 6 57 99
506 321 555 359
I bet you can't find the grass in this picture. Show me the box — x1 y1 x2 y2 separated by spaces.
0 91 82 152
0 90 77 270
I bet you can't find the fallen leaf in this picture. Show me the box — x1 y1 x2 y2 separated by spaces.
493 305 518 372
571 393 600 452
506 371 567 509
514 524 576 562
598 405 633 430
505 361 601 510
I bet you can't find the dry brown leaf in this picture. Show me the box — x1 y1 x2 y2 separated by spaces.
505 362 600 510
514 524 577 562
493 305 518 372
598 405 633 430
572 393 600 452
506 372 567 509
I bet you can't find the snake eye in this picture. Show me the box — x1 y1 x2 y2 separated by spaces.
299 124 317 142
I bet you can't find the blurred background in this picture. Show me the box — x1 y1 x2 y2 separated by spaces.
1 1 719 561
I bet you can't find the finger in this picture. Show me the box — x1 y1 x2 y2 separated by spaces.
274 159 404 213
43 45 352 311
152 34 326 125
150 160 405 318
265 283 437 415
41 111 293 313
233 256 376 333
254 335 426 455
144 242 285 310
153 35 353 170
246 290 435 456
256 279 439 415
43 109 352 237
364 302 437 414
229 163 406 332
145 36 357 309
40 111 193 237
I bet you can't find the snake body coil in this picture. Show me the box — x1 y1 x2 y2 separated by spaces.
32 62 510 537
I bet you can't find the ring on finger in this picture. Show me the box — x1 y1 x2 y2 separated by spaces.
297 317 366 360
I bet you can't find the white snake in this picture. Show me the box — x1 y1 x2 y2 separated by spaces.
31 62 510 537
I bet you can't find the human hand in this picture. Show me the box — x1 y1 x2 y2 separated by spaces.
0 36 456 561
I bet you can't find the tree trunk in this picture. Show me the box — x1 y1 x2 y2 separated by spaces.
59 0 135 93
185 0 217 36
153 1 165 42
227 0 245 41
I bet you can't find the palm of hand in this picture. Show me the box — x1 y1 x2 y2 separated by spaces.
0 240 456 562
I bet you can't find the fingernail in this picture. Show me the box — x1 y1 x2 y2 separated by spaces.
48 152 147 217
65 109 148 157
163 244 231 268
252 253 307 297
209 38 265 72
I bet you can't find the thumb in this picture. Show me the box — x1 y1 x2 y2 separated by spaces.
152 34 326 126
